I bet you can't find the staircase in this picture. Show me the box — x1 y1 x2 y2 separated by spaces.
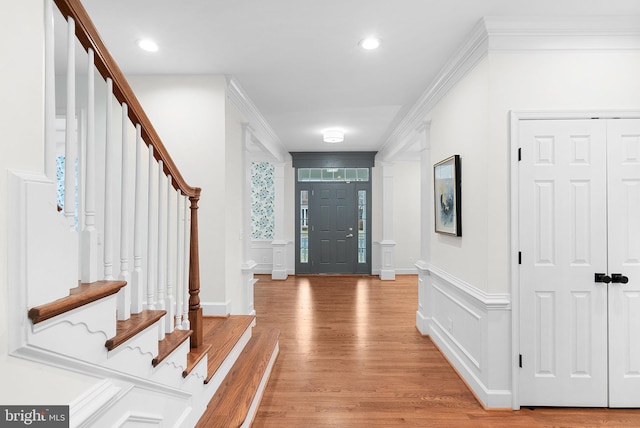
7 0 279 425
24 280 278 426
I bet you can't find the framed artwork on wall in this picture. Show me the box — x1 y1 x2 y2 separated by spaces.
433 155 461 236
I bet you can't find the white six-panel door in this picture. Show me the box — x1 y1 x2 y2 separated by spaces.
519 118 640 407
519 119 609 406
606 119 640 407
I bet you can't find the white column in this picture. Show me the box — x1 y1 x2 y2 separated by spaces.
241 125 257 315
379 161 396 280
271 162 288 280
81 49 98 284
415 122 432 334
117 103 131 320
131 124 144 313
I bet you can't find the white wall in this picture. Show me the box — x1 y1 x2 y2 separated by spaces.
392 160 421 273
486 51 640 294
418 47 640 409
224 99 246 313
426 57 490 290
128 75 228 305
0 0 98 405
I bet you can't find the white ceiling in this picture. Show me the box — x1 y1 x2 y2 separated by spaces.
79 0 640 154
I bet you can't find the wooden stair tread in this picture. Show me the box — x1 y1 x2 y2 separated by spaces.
203 315 255 384
153 329 193 367
28 280 127 324
197 328 280 428
184 343 213 377
105 310 166 351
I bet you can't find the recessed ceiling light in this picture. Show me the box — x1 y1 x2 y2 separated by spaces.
359 37 382 50
323 130 344 143
137 39 159 52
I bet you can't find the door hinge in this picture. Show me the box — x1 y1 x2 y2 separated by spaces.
518 252 522 265
519 354 523 368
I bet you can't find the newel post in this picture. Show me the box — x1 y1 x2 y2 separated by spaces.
188 191 203 348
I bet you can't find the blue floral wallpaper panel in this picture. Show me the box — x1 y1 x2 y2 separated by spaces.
251 162 275 240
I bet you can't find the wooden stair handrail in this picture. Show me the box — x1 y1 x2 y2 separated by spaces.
53 0 200 199
53 0 202 347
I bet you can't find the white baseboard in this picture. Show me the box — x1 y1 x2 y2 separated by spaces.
201 301 232 316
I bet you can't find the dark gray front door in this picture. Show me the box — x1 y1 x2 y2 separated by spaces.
310 183 356 274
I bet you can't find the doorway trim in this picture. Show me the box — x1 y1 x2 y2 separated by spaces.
509 110 640 410
291 152 376 275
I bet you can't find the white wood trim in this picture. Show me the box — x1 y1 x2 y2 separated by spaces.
104 78 114 280
117 103 131 321
11 345 192 399
416 263 512 408
64 17 76 226
44 0 56 181
201 301 232 316
381 16 640 161
379 19 488 160
226 76 288 162
427 263 511 310
484 16 640 52
69 380 122 428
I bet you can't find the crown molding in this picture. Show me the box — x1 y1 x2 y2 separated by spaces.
378 19 489 161
226 76 288 162
380 16 640 161
485 16 640 51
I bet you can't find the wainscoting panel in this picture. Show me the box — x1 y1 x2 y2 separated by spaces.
416 261 512 408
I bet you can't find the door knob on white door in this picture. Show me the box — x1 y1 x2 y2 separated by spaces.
611 273 629 284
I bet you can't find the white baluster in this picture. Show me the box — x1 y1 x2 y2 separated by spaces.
165 176 175 333
146 146 156 310
182 195 190 330
44 0 56 182
81 49 98 283
77 109 86 232
117 103 131 320
157 161 166 338
175 191 183 329
64 17 77 228
131 124 144 314
103 78 114 280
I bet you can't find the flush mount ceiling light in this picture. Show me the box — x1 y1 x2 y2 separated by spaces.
359 37 382 50
137 39 159 52
323 130 344 143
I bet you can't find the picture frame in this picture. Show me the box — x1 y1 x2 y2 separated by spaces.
433 155 461 236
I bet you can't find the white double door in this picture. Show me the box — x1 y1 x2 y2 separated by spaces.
519 118 640 407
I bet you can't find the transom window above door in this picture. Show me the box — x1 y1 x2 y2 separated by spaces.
297 168 369 182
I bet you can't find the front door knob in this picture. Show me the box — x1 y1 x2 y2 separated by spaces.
611 273 629 284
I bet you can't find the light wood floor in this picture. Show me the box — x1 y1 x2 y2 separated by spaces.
251 274 640 427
